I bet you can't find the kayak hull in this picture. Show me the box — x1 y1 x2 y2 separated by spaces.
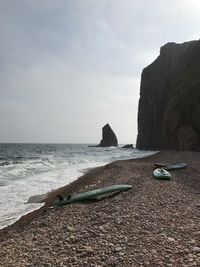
164 163 188 171
153 168 172 180
54 184 132 206
154 162 187 171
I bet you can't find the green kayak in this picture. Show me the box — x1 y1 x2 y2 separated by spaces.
54 184 132 206
154 162 188 171
153 168 172 180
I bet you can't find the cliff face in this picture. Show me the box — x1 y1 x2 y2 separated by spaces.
136 40 200 151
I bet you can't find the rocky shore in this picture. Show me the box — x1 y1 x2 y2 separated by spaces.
0 151 200 267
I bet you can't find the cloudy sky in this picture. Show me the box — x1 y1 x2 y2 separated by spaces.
0 0 200 144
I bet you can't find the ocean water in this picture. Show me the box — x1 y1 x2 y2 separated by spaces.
0 143 156 229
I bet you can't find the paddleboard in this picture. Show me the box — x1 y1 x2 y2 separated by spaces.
153 168 172 180
54 184 132 206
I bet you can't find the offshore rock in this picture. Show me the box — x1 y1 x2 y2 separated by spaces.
136 40 200 151
122 144 133 149
98 124 118 147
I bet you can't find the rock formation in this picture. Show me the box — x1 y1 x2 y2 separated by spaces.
136 40 200 151
98 124 118 147
122 144 133 149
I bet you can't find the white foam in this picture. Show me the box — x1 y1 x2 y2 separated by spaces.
0 146 157 229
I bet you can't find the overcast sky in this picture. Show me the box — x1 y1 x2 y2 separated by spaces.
0 0 200 144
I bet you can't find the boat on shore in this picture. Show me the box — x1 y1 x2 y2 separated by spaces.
153 168 172 180
54 184 132 206
154 162 188 171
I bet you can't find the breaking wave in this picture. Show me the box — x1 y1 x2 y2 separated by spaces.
0 143 157 229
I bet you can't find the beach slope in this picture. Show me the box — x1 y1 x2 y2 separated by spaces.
0 151 199 266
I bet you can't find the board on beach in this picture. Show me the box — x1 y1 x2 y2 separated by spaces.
153 168 172 180
154 162 188 171
54 184 132 206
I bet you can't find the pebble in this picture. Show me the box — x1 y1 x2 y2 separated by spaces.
67 226 74 232
69 235 76 240
114 246 122 252
82 246 94 253
192 247 200 253
167 237 175 242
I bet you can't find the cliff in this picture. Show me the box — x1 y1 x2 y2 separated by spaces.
98 124 118 147
136 40 200 151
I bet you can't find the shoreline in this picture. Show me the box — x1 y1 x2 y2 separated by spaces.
0 163 106 235
0 150 199 234
0 150 158 233
0 150 200 266
0 151 160 238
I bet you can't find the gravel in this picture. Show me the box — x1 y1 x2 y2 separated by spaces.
0 151 200 267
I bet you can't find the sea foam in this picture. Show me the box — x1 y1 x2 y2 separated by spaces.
0 144 156 229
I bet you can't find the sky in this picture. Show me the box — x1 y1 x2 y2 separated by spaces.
0 0 200 144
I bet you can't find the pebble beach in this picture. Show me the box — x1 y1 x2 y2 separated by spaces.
0 151 200 267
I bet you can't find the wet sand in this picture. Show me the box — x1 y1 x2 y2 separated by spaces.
0 151 200 266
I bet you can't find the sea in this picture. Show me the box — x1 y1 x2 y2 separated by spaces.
0 143 156 229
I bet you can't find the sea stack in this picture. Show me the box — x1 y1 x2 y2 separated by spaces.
136 40 200 151
98 124 118 147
